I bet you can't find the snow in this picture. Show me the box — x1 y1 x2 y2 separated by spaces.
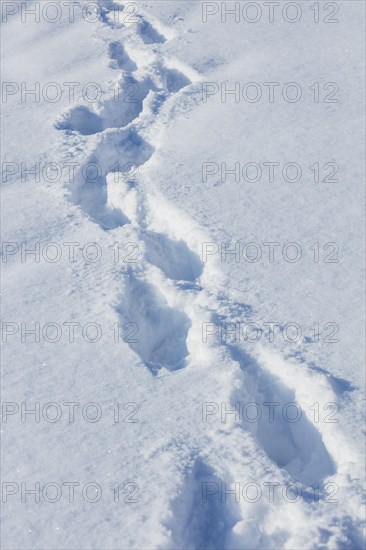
1 1 365 549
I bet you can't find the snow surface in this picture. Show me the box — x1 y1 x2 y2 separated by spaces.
1 1 365 549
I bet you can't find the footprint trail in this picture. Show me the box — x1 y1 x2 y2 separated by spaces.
55 3 363 547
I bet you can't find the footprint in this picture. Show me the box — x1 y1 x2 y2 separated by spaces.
108 41 137 72
55 75 152 136
100 75 152 129
135 16 166 44
117 274 191 374
143 231 203 283
99 0 125 28
166 458 240 550
229 347 336 485
55 105 103 136
55 67 189 137
161 67 191 94
71 129 154 230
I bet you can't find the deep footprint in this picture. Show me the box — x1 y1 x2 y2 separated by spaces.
108 41 137 72
70 129 154 230
144 231 203 283
117 274 191 374
55 75 152 136
135 16 166 44
230 347 336 485
162 67 191 93
55 105 103 136
167 459 240 550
